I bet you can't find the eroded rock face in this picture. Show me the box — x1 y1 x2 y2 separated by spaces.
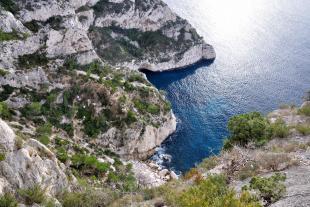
0 119 71 196
0 0 215 71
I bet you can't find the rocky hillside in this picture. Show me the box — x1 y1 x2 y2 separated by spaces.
114 100 310 207
0 0 216 206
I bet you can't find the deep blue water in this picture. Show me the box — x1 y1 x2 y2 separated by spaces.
144 0 310 173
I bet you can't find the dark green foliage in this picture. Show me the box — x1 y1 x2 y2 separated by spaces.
146 104 160 114
35 122 52 145
71 154 110 177
61 123 74 137
223 112 277 149
0 193 18 207
0 102 11 119
125 110 137 125
93 0 131 15
45 16 64 30
56 147 69 163
63 56 79 71
77 106 108 137
134 99 160 115
243 173 286 205
18 185 46 205
18 52 48 69
22 102 42 117
24 20 41 33
0 85 14 102
0 0 19 14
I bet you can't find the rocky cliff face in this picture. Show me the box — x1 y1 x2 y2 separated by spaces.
0 0 215 71
0 0 215 159
0 119 71 197
0 0 216 205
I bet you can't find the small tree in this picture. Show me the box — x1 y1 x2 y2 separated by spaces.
225 112 271 148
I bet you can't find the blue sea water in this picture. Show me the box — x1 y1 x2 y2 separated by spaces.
144 0 310 173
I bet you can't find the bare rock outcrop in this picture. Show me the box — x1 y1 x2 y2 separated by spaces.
0 119 71 196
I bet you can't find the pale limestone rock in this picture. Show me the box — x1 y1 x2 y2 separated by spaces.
131 161 165 188
0 119 15 152
0 119 71 196
0 10 29 33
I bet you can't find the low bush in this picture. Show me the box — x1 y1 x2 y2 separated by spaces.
0 102 11 119
0 153 6 161
176 174 261 207
243 173 286 205
71 154 110 177
0 69 8 77
22 102 42 117
18 185 46 205
24 20 41 33
298 104 310 116
60 189 115 207
296 124 310 135
224 112 290 149
125 110 137 125
18 52 48 69
0 193 18 207
56 147 69 163
270 119 289 138
146 104 160 115
224 112 271 149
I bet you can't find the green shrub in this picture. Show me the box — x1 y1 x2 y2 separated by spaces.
77 106 108 137
35 122 52 145
71 154 110 177
60 190 110 207
0 193 18 207
224 112 290 149
22 102 42 117
36 122 52 135
0 102 11 119
243 173 286 205
164 101 172 112
24 20 41 33
125 110 137 125
18 52 48 69
176 174 261 207
56 147 69 163
38 134 50 145
0 153 6 161
18 185 46 205
146 104 160 115
296 124 310 135
270 119 289 138
0 69 8 77
298 105 310 116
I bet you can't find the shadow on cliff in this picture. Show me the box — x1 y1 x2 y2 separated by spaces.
140 59 214 88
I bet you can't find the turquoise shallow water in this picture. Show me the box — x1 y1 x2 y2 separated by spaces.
144 0 310 173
